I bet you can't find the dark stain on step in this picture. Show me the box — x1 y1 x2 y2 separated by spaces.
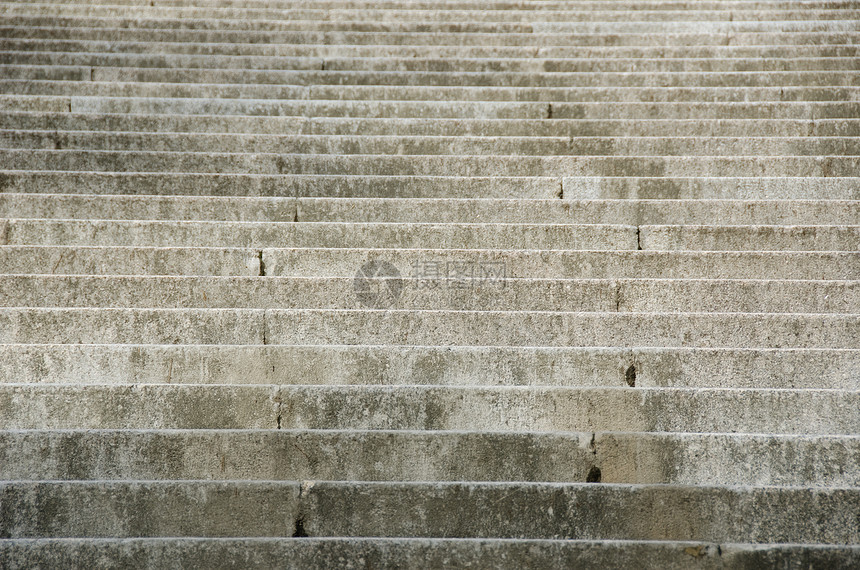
586 466 602 483
292 516 309 537
625 364 637 387
546 103 553 119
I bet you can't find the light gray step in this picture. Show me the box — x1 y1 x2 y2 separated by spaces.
4 195 856 226
7 95 860 120
1 384 857 433
6 65 860 88
9 0 859 9
0 480 857 542
262 248 860 280
3 171 859 200
6 151 860 177
5 51 860 72
0 220 638 250
4 13 860 33
6 113 860 137
1 276 855 314
0 172 566 199
8 81 860 103
4 219 858 251
0 538 857 570
0 246 262 275
5 37 860 59
5 4 858 22
6 131 860 157
0 308 855 348
2 247 854 280
3 25 856 46
2 344 856 389
3 429 858 486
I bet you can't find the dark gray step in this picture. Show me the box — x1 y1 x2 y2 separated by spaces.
1 384 857 434
0 538 856 570
0 480 856 542
3 429 858 486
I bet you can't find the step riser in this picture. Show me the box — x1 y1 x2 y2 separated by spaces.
4 195 856 226
4 113 860 137
0 539 856 570
1 385 857 433
6 39 860 58
1 276 855 314
2 247 853 280
0 481 856 542
6 151 860 178
2 345 855 389
4 220 856 252
3 172 857 200
6 131 860 156
7 95 860 120
0 309 855 348
3 27 857 46
2 431 857 486
6 52 860 72
6 81 860 103
6 65 860 87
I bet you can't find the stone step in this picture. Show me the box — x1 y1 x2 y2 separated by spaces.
6 95 859 120
2 171 858 200
5 150 860 178
3 429 858 486
8 81 860 103
2 246 853 280
1 481 856 542
2 26 857 46
0 308 854 347
4 219 858 251
6 4 859 22
2 344 855 389
0 219 639 249
5 13 860 32
0 276 855 314
9 0 859 8
5 51 860 72
1 384 857 433
0 538 856 570
6 65 860 87
6 131 860 157
6 37 860 59
4 113 860 138
4 195 856 226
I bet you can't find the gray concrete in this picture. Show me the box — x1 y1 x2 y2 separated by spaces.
0 538 857 570
0 481 857 542
0 0 857 561
0 345 856 389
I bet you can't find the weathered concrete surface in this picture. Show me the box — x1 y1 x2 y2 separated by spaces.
1 538 857 570
1 275 856 314
0 384 856 434
2 429 857 486
0 481 857 542
0 345 856 389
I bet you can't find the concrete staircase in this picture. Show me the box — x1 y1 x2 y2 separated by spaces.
0 0 858 567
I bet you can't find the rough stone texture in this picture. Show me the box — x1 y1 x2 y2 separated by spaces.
0 0 857 566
